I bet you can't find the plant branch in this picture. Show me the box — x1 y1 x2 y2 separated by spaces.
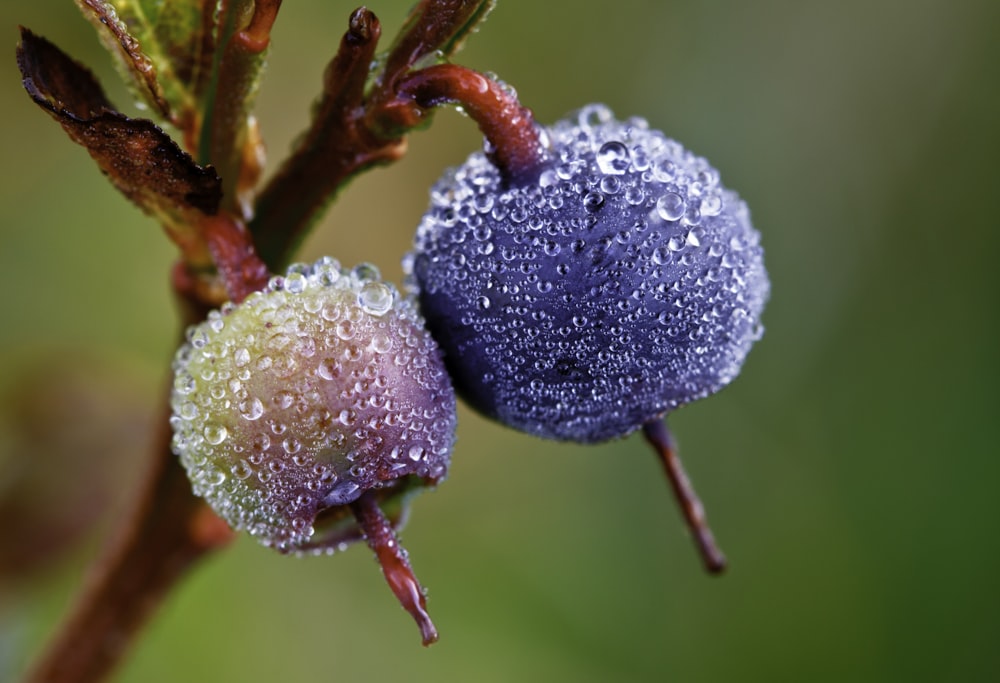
202 214 272 304
381 0 495 89
249 7 399 269
249 2 502 270
22 377 234 683
19 257 252 683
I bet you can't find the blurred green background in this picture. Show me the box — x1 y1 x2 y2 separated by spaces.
2 1 998 681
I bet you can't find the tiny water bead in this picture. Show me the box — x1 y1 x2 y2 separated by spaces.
408 105 769 443
170 257 456 643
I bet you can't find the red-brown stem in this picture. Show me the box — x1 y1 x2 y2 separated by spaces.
20 261 248 683
22 391 234 683
249 8 400 269
381 0 494 86
393 63 548 185
202 214 271 304
350 492 439 646
241 0 283 51
642 419 727 574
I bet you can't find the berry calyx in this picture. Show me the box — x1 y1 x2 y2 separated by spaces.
170 257 456 641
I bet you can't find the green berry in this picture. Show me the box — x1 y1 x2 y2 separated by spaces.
170 257 456 553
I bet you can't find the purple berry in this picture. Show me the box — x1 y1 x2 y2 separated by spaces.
408 105 769 443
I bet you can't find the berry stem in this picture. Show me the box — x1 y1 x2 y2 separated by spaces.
350 492 439 646
393 63 548 185
642 419 727 574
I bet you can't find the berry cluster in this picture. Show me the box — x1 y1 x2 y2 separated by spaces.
20 0 769 655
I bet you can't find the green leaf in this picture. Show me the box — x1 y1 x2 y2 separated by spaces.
74 0 220 131
197 0 274 217
17 27 221 266
74 0 279 218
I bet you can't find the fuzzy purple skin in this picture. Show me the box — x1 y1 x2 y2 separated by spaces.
408 106 769 443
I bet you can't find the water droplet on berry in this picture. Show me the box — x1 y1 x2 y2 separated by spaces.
596 141 631 175
656 192 686 221
239 398 264 421
204 423 228 445
336 320 355 340
359 281 393 316
583 191 605 210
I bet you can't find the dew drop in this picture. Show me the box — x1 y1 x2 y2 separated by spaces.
371 332 393 354
602 175 623 194
285 272 307 294
653 159 677 182
239 397 264 421
251 432 271 452
174 371 196 395
578 103 613 130
700 193 723 217
583 191 605 211
473 224 492 241
336 320 355 340
596 141 630 175
232 461 253 480
204 423 228 445
359 281 393 316
316 357 340 385
682 204 702 226
352 263 380 282
625 187 645 207
652 246 671 265
656 192 686 221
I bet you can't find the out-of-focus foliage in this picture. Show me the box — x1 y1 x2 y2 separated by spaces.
1 1 997 682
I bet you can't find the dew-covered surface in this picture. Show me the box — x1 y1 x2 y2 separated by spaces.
409 105 769 442
170 258 456 552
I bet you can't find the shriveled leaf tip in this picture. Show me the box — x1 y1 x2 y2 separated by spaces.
17 27 223 219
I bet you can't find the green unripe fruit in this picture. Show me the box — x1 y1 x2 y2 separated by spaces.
169 257 457 555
